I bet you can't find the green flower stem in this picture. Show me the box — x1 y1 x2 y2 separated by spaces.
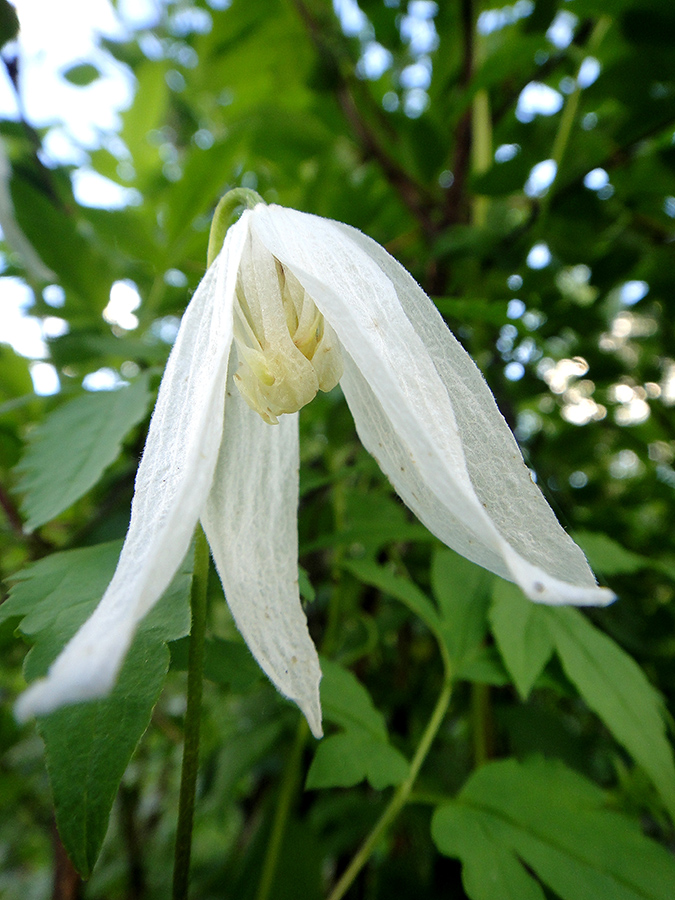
207 188 265 267
172 525 210 900
326 676 454 900
255 718 309 900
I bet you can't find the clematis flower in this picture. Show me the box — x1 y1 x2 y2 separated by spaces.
16 202 613 738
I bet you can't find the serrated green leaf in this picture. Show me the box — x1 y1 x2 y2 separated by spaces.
433 757 675 900
544 607 675 821
489 581 554 700
15 375 152 531
306 732 408 790
9 542 191 875
0 541 123 636
11 175 113 309
431 548 491 667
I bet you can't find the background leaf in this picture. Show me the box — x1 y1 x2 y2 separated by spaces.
490 581 554 700
543 607 675 820
306 659 409 790
5 542 191 875
433 758 675 900
14 374 152 531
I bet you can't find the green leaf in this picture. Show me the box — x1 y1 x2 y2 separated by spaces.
10 174 114 310
573 531 647 576
170 635 262 691
434 297 510 326
298 565 315 602
15 375 152 531
544 607 675 821
306 490 430 553
61 63 101 86
433 757 675 900
0 0 19 48
456 646 511 686
319 657 389 739
306 659 409 790
120 60 169 179
8 542 191 875
342 558 442 639
431 548 491 669
345 552 493 677
306 732 408 790
489 581 554 700
432 803 546 900
0 542 124 636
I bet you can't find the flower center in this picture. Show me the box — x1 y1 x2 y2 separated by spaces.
232 233 343 424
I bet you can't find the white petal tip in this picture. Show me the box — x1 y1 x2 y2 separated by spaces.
15 673 109 723
303 705 323 740
526 580 617 607
290 672 322 738
14 633 127 723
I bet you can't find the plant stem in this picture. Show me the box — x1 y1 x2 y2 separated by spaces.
471 88 493 229
255 719 309 900
207 188 265 267
172 526 210 900
326 677 453 900
541 15 612 218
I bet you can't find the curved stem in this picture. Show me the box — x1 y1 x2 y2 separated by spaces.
207 188 265 266
255 719 309 900
172 526 210 900
326 676 453 900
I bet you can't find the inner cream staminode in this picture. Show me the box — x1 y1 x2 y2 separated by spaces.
232 231 343 424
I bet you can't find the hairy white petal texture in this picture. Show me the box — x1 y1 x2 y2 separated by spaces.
251 206 613 607
339 353 507 577
201 363 322 737
15 218 249 722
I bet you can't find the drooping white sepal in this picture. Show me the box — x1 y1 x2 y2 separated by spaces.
250 205 613 608
201 362 323 738
15 216 249 722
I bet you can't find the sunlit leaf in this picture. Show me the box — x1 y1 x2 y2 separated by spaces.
15 375 152 531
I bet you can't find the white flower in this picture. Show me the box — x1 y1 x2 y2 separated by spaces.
16 204 614 737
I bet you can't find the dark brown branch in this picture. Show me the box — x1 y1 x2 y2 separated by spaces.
119 784 146 899
334 84 437 234
440 0 475 230
0 481 24 535
291 0 437 235
51 821 83 900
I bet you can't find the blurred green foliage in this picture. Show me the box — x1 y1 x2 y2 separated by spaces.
2 0 675 898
